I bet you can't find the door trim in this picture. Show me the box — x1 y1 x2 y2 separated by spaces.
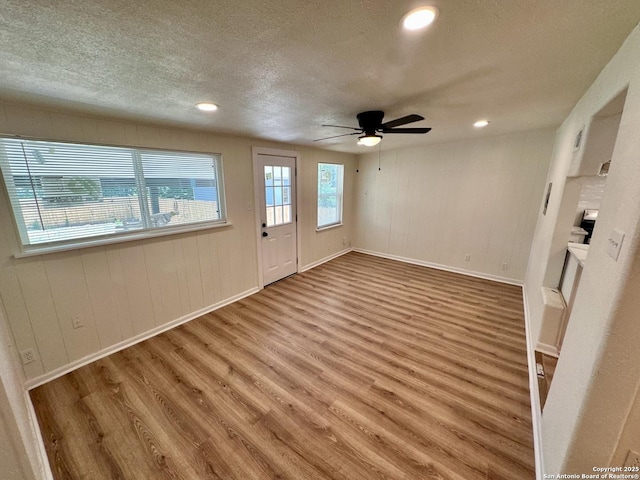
252 147 301 289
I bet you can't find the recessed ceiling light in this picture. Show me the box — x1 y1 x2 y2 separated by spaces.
402 6 439 31
474 120 490 128
196 102 219 112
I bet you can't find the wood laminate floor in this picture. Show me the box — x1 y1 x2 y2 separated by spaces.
31 252 534 480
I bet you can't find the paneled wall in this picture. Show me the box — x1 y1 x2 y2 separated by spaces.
296 148 356 266
353 129 555 282
0 102 356 381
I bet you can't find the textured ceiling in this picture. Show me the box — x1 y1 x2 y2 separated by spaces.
1 1 639 153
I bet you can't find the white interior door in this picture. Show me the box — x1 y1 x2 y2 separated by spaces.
254 153 297 286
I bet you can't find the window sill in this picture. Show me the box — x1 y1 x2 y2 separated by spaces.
13 220 232 258
316 223 343 232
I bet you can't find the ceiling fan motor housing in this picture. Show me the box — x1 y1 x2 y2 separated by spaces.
357 110 385 135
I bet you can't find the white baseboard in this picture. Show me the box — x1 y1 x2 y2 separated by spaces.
25 390 54 480
523 288 545 480
24 287 260 390
300 247 353 273
535 342 560 358
353 248 524 286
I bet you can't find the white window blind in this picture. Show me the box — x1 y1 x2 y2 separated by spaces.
0 137 226 249
317 163 344 228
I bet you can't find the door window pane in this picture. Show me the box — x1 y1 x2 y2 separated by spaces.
264 166 273 186
266 206 275 227
263 165 293 227
265 186 274 207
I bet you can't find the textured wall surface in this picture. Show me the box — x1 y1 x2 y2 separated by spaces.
353 129 554 283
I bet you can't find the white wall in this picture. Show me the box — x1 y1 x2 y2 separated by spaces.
0 101 356 385
613 377 640 465
524 24 640 473
0 299 44 480
353 129 555 283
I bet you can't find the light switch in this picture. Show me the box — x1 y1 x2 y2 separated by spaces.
607 228 625 261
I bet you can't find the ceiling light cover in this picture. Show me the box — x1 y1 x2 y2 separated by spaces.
358 134 382 147
402 6 439 31
474 119 490 128
196 102 219 112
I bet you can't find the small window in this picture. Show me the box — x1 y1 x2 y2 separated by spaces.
0 137 226 250
317 163 344 229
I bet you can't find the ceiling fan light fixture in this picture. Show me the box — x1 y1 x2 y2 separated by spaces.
402 6 438 31
196 102 219 112
315 111 430 143
358 134 382 147
474 119 490 128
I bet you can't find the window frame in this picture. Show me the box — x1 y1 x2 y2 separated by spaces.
316 162 344 230
0 135 229 257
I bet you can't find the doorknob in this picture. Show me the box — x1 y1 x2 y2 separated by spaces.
262 232 268 237
262 222 266 228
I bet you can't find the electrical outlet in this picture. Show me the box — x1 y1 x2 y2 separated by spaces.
501 262 509 271
20 348 37 365
624 450 640 468
464 254 471 262
72 315 84 329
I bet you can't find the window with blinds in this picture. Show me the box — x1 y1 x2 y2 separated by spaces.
0 137 226 249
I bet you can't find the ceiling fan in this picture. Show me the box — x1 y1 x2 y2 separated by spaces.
315 110 431 146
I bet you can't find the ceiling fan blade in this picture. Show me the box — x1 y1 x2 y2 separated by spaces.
381 127 432 134
380 114 425 129
313 132 361 141
321 124 361 131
